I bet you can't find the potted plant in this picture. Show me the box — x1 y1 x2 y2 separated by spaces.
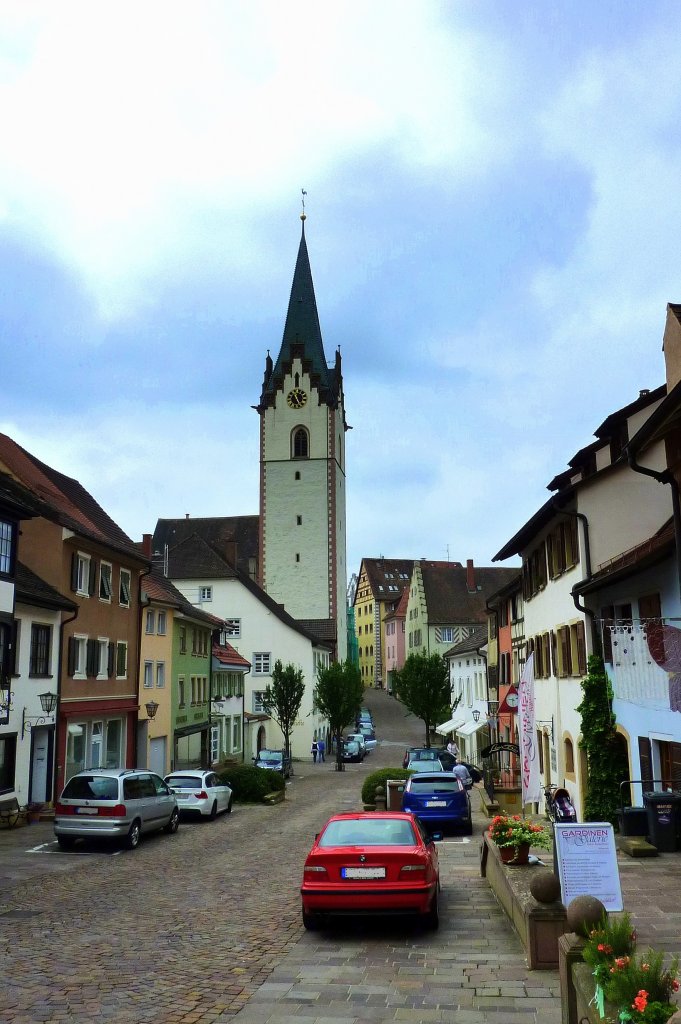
487 813 552 864
27 802 45 823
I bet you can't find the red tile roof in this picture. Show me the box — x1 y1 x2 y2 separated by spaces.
212 642 251 670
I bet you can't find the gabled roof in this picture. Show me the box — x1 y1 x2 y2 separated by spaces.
485 570 522 608
573 518 675 596
212 641 251 671
15 561 77 613
0 434 146 564
384 587 409 621
358 558 414 603
444 624 488 659
420 563 518 623
493 492 573 561
142 564 221 628
297 618 337 643
166 535 331 650
152 516 258 578
0 471 44 521
593 385 666 439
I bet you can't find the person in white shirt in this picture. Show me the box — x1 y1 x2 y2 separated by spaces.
446 739 459 759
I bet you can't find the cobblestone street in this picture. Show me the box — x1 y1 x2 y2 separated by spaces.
0 691 561 1024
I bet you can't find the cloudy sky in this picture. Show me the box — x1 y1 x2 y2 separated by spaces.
2 1 680 582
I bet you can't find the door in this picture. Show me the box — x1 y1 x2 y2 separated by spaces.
149 736 167 777
30 727 53 803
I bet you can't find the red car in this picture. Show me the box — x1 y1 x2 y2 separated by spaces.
300 811 442 931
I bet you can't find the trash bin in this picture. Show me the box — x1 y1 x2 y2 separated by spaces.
643 791 681 852
617 806 648 837
386 779 406 811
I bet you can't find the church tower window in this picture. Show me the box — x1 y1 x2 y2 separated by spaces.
292 427 309 459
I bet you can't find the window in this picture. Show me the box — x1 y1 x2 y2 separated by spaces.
570 621 587 675
178 677 186 707
253 691 266 713
99 562 112 602
522 541 547 600
143 661 154 688
29 624 51 677
296 515 302 525
116 641 128 679
119 569 131 607
200 586 212 602
157 610 167 635
295 470 301 480
0 520 14 575
0 734 17 793
232 715 242 751
295 553 300 563
97 639 110 679
145 609 155 634
564 737 575 775
156 662 165 688
223 619 240 638
179 627 187 653
191 628 197 654
68 635 88 678
292 427 309 459
253 652 271 675
72 552 93 597
557 626 572 678
191 677 197 704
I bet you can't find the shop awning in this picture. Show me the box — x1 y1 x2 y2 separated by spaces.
435 716 466 736
456 719 488 738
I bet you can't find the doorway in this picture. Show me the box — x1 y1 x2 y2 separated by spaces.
30 726 54 803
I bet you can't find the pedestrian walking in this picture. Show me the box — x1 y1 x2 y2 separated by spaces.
446 738 459 759
451 761 472 788
317 737 325 762
311 739 318 763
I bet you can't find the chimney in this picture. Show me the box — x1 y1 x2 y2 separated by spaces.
185 513 190 519
142 533 152 557
466 559 475 593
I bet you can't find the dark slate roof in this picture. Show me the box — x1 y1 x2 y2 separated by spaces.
0 434 146 564
15 561 78 612
142 564 221 627
358 558 414 604
165 534 331 650
493 492 573 561
421 563 518 623
384 587 409 620
0 471 44 521
258 223 343 412
627 376 681 456
593 384 666 439
573 518 675 596
485 571 522 608
152 516 259 578
297 618 337 643
444 624 488 659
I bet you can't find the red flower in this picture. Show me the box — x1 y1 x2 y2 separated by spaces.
632 990 648 1013
672 979 680 992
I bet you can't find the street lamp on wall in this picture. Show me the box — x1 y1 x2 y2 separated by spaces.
22 691 58 739
472 709 481 723
144 700 159 721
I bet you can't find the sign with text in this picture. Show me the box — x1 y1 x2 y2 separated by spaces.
554 822 623 912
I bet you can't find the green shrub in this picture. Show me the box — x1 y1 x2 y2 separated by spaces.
218 764 285 802
361 767 412 806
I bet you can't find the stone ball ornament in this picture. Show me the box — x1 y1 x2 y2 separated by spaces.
566 895 607 937
530 871 562 904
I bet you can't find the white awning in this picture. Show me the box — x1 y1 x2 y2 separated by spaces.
456 719 488 738
435 716 465 736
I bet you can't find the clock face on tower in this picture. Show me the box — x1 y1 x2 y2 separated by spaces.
287 388 308 409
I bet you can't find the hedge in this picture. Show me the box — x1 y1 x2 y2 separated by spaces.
361 767 412 806
218 764 285 802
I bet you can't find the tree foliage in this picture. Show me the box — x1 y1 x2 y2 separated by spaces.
313 660 364 771
393 650 450 747
577 653 625 824
261 660 305 761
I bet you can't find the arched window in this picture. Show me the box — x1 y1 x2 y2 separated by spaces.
564 737 575 774
292 427 309 459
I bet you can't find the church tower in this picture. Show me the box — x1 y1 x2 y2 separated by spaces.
257 215 348 661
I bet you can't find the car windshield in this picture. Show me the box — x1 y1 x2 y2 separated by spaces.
258 751 282 762
409 778 462 794
166 776 203 789
319 818 416 847
413 750 439 759
61 776 119 801
344 742 360 753
408 760 443 772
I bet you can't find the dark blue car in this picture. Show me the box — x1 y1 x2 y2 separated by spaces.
402 772 472 834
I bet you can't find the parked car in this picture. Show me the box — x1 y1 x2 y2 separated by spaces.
341 740 364 763
355 726 378 751
402 747 455 770
345 732 368 755
301 811 442 930
356 710 374 728
402 771 472 834
54 769 179 851
406 757 445 773
164 770 233 819
253 749 293 778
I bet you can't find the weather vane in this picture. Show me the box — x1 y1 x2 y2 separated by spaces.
301 188 307 221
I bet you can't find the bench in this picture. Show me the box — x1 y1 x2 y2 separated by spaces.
0 796 22 828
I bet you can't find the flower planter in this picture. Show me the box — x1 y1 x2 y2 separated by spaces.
500 842 531 865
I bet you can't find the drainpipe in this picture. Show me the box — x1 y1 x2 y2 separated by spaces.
134 554 153 769
627 450 681 601
55 606 79 802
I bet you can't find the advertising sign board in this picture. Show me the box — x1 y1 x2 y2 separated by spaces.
554 822 623 912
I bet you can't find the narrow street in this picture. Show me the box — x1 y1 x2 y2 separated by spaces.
0 691 560 1024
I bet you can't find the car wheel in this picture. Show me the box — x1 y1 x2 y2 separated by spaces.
424 887 440 931
164 808 180 834
462 816 473 836
57 836 76 850
302 908 320 931
209 801 218 821
226 797 233 814
125 820 142 850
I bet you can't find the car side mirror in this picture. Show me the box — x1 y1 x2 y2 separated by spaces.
430 832 444 843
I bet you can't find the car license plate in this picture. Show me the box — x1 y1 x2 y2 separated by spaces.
342 866 386 879
76 807 99 815
425 800 447 807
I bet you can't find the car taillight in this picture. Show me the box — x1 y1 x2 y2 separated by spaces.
196 791 208 800
55 802 74 815
304 865 327 875
399 864 426 876
97 804 126 817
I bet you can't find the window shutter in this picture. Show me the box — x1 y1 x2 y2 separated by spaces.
638 736 652 789
88 558 97 596
107 642 114 678
550 631 557 677
11 619 19 675
67 637 77 676
576 621 587 675
71 553 79 592
86 638 97 677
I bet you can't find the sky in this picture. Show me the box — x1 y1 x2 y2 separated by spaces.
2 1 681 584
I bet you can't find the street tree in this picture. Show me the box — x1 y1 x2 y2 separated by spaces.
261 660 305 762
313 660 364 771
393 650 450 748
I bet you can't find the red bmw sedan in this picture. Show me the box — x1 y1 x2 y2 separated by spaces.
300 811 441 930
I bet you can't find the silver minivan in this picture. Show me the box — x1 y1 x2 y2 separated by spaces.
54 769 179 850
